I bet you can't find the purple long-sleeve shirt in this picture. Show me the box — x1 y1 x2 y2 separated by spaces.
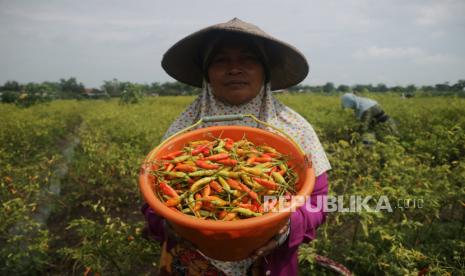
142 173 328 275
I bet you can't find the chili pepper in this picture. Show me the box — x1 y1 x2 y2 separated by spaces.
240 166 264 176
240 174 262 189
188 170 217 177
175 164 197 173
171 155 190 163
226 178 243 191
187 193 195 209
216 158 237 166
218 210 228 219
217 176 233 193
209 180 224 193
202 201 214 211
165 171 187 178
246 156 256 164
204 153 229 161
199 210 213 218
165 163 175 172
231 207 262 217
161 150 184 160
271 171 286 185
165 197 181 207
194 193 203 211
253 177 278 190
254 155 273 163
202 184 211 197
238 183 259 201
237 203 258 212
190 176 216 192
205 196 228 206
189 140 210 146
191 144 210 155
223 212 237 221
261 146 277 153
202 148 211 156
195 160 220 170
213 140 225 152
218 170 240 179
253 200 264 213
224 138 234 150
159 181 179 198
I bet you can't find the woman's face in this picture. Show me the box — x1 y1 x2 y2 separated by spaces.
207 44 265 105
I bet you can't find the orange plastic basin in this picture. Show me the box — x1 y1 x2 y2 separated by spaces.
139 125 315 261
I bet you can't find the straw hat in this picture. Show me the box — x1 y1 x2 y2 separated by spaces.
161 18 309 90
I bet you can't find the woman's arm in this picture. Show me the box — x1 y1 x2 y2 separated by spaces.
288 172 328 248
141 203 166 243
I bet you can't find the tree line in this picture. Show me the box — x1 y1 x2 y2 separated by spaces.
1 77 464 106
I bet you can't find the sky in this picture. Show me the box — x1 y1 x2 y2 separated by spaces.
1 0 464 88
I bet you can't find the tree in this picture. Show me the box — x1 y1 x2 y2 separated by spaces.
1 80 22 92
59 77 85 99
375 83 388 93
323 82 335 93
337 84 351 93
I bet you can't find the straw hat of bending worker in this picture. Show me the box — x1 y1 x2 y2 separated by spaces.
161 17 309 91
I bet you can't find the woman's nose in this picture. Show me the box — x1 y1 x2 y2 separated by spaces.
226 59 243 75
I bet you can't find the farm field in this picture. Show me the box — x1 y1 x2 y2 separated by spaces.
1 94 464 275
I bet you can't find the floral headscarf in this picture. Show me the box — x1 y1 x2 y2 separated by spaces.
162 82 331 176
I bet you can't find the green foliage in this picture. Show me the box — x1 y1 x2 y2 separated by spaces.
1 95 464 274
119 84 144 104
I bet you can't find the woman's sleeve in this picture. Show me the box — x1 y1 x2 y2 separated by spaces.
288 172 328 248
141 203 166 243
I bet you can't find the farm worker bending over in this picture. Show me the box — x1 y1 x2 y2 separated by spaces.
142 18 331 275
340 93 397 144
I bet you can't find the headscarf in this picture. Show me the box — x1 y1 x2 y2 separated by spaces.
162 82 331 176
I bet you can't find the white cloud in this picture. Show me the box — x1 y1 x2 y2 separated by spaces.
353 46 426 60
414 0 465 26
352 46 459 66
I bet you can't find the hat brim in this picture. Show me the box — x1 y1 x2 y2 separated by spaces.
161 24 309 91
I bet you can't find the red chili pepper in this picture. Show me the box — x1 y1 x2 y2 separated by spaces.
218 210 228 219
216 158 237 166
159 182 179 198
202 184 211 197
237 203 258 212
224 138 234 150
246 156 256 164
195 160 220 170
191 144 210 155
239 183 259 201
194 193 203 211
209 180 224 193
226 178 243 191
175 164 197 172
254 155 273 163
253 201 264 213
253 177 278 190
204 153 229 161
161 150 184 160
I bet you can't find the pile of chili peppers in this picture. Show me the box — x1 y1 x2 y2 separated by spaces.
148 137 298 220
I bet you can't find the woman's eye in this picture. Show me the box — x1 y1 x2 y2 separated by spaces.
212 56 227 64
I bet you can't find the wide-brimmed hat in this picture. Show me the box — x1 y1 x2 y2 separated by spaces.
161 18 309 90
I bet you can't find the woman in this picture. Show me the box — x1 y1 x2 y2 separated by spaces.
340 92 397 144
142 18 331 275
